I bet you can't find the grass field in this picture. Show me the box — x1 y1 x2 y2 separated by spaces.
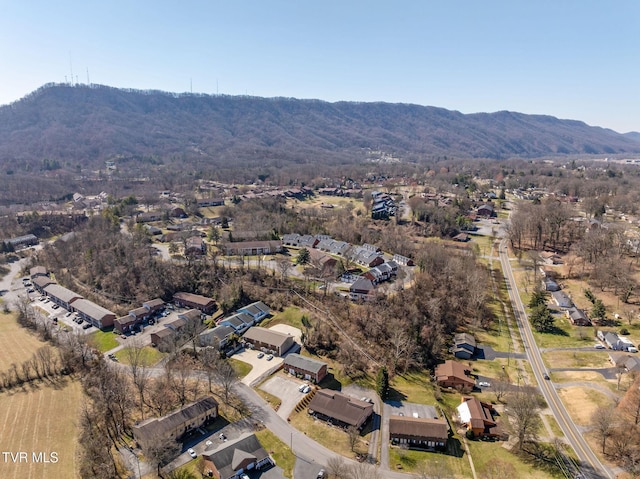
388 446 471 478
557 386 614 427
541 350 611 369
0 379 82 479
229 358 252 378
262 306 306 330
87 329 119 352
0 311 47 370
255 428 295 478
114 346 167 366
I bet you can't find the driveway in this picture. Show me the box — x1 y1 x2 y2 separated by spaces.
260 375 307 419
270 324 302 344
234 347 284 386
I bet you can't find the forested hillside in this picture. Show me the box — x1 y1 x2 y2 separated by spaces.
1 83 639 174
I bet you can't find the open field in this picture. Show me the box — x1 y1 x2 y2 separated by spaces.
0 311 47 370
557 386 614 427
0 379 81 479
541 350 611 369
87 329 119 352
261 306 305 330
388 446 471 478
466 441 557 479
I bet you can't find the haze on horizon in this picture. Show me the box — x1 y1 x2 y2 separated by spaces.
1 1 638 133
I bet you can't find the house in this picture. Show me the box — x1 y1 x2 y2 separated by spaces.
603 332 623 350
219 312 255 334
242 327 295 356
393 254 414 266
452 233 470 242
202 433 273 479
199 325 236 349
349 246 384 268
282 233 301 247
43 284 83 310
349 277 376 301
457 396 503 438
173 292 217 314
283 353 328 383
136 211 164 223
452 333 476 360
3 234 38 249
476 204 495 218
298 235 320 249
197 198 225 207
143 298 165 314
72 299 117 329
178 309 203 324
29 266 48 279
308 248 338 274
151 328 177 351
566 307 591 326
552 291 573 309
114 315 137 334
307 389 373 429
32 276 55 294
388 416 448 450
434 360 475 392
609 354 640 372
223 240 283 256
316 238 351 256
237 301 270 323
133 396 218 451
185 236 206 256
542 277 560 292
540 251 563 265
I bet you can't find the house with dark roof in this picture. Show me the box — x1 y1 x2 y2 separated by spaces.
219 312 254 334
349 277 375 301
566 307 591 326
29 266 48 279
452 233 470 242
114 315 137 334
389 416 449 450
237 301 270 323
143 298 165 313
223 240 283 256
434 360 475 392
283 353 328 383
457 396 503 438
173 292 216 314
185 236 206 256
308 389 373 429
452 333 476 360
202 433 273 479
199 325 236 350
476 204 495 218
32 276 55 294
609 354 640 372
132 396 218 451
542 277 561 292
242 327 295 356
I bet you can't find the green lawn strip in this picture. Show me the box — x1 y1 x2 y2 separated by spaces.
228 358 252 378
388 445 471 478
263 306 305 330
467 440 557 479
544 414 564 438
172 455 203 477
255 429 295 478
388 370 438 405
531 316 593 349
255 388 282 411
114 346 166 366
87 329 119 352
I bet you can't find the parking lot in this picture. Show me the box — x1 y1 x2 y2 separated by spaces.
260 375 308 419
234 347 284 386
386 401 439 420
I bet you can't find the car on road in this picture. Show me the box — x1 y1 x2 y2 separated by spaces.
257 352 264 359
543 373 550 380
594 343 605 349
266 354 273 361
187 448 196 458
478 381 491 387
317 469 326 479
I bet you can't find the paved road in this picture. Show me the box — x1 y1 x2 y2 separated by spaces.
499 239 612 479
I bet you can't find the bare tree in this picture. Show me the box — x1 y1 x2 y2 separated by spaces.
326 456 349 479
215 359 238 403
492 371 511 403
591 405 616 454
142 433 181 478
346 426 360 453
126 340 151 419
276 257 292 280
506 386 542 450
201 347 221 393
347 462 383 479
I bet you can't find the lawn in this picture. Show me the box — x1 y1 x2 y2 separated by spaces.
229 358 252 378
262 306 305 330
388 446 471 478
541 350 611 369
388 370 438 405
288 408 370 459
0 379 82 479
114 346 167 366
466 440 556 479
531 316 595 349
255 387 282 411
255 428 295 478
87 329 119 352
0 311 47 370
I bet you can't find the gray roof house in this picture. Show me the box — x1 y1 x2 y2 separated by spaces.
566 307 591 326
452 333 476 359
552 291 574 309
199 325 236 349
237 301 270 323
219 312 254 334
283 353 328 383
203 433 273 479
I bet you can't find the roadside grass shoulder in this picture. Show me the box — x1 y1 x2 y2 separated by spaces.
229 358 252 378
255 429 295 478
114 346 166 366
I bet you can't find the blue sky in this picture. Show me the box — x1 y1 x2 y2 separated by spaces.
1 1 638 132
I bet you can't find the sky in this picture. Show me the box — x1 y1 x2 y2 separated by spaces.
1 1 639 132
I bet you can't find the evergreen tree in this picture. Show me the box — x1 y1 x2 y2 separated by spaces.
530 304 555 332
296 248 310 265
528 289 548 309
376 366 389 399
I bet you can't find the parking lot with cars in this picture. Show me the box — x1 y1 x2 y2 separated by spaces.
259 375 309 419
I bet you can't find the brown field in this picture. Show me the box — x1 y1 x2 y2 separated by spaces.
0 380 81 479
0 312 47 370
557 386 614 427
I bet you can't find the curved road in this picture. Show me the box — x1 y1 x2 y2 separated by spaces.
499 239 612 479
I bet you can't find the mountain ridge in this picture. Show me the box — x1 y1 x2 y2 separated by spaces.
0 83 638 170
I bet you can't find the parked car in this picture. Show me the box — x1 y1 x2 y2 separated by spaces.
302 385 311 394
594 343 605 349
257 352 264 359
266 354 273 361
65 312 73 317
82 323 91 329
52 304 59 309
205 440 213 447
478 381 491 387
187 448 197 458
317 469 327 479
27 288 34 293
219 433 226 441
299 383 308 392
240 474 249 479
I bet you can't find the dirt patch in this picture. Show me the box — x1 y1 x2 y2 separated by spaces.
557 386 614 426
